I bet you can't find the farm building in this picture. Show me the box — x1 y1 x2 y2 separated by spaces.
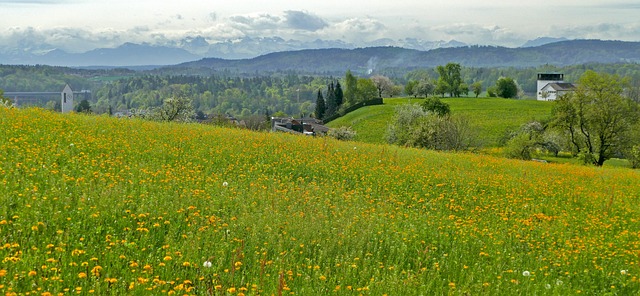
271 117 329 136
536 73 576 101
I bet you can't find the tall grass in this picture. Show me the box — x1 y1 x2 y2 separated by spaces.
1 107 639 295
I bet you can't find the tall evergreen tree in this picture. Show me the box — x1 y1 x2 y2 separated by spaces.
334 81 344 108
326 82 337 117
315 89 325 119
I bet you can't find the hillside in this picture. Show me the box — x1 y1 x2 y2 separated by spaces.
1 107 639 294
174 40 640 75
327 97 554 146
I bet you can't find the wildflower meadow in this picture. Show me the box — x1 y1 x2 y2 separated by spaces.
1 107 639 295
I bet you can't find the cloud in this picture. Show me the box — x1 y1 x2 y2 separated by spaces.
431 23 524 46
283 10 327 31
229 13 282 30
327 17 387 43
208 12 217 22
551 23 640 40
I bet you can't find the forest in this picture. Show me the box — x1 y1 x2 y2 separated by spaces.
1 62 640 117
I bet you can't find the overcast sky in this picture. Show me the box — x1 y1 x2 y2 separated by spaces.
1 0 639 52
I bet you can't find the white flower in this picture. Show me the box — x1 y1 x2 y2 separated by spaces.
522 270 531 277
621 270 628 275
222 181 228 187
203 261 212 268
545 284 551 289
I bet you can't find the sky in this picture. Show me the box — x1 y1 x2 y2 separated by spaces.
1 0 640 53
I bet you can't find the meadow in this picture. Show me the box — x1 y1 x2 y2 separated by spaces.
1 107 639 295
328 97 553 147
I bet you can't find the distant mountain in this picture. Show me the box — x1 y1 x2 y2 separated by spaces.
0 36 466 66
521 37 569 48
172 40 640 75
1 39 638 69
1 43 199 67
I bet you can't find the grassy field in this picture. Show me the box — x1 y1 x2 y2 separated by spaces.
1 107 640 295
328 97 553 147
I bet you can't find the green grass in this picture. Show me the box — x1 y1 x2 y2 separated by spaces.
1 107 639 295
328 97 553 147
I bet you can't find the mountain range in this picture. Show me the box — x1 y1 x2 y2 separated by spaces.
0 36 562 67
1 38 639 72
172 40 640 76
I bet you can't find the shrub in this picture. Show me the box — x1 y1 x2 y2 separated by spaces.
387 104 479 151
629 145 640 169
328 126 357 141
421 97 450 116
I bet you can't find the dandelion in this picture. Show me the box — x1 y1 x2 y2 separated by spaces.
222 181 228 187
203 261 212 268
28 270 37 276
621 270 628 275
522 271 531 277
545 284 551 289
556 279 563 286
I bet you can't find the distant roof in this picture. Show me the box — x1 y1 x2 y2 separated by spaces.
543 83 576 91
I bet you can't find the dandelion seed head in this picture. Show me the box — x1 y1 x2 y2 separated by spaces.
203 261 212 268
621 270 628 275
222 181 228 187
522 271 531 277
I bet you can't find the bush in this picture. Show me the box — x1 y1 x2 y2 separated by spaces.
421 97 450 116
387 104 479 151
328 126 357 141
629 145 640 169
504 133 534 160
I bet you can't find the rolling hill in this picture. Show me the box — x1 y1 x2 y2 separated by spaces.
327 97 554 147
174 40 640 75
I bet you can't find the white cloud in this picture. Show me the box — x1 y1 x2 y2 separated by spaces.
431 23 524 46
325 17 387 43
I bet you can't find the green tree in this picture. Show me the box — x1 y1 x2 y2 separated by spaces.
551 70 639 166
471 81 483 98
459 82 469 97
355 78 378 102
334 81 344 108
75 99 92 113
315 89 325 119
404 80 419 98
344 70 358 106
421 97 450 116
325 82 337 117
495 77 518 98
435 79 450 98
436 63 462 97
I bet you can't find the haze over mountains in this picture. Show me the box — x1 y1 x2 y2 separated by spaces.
1 37 639 71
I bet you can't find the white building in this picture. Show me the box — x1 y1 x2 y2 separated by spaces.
61 84 74 113
539 83 576 101
536 73 575 101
